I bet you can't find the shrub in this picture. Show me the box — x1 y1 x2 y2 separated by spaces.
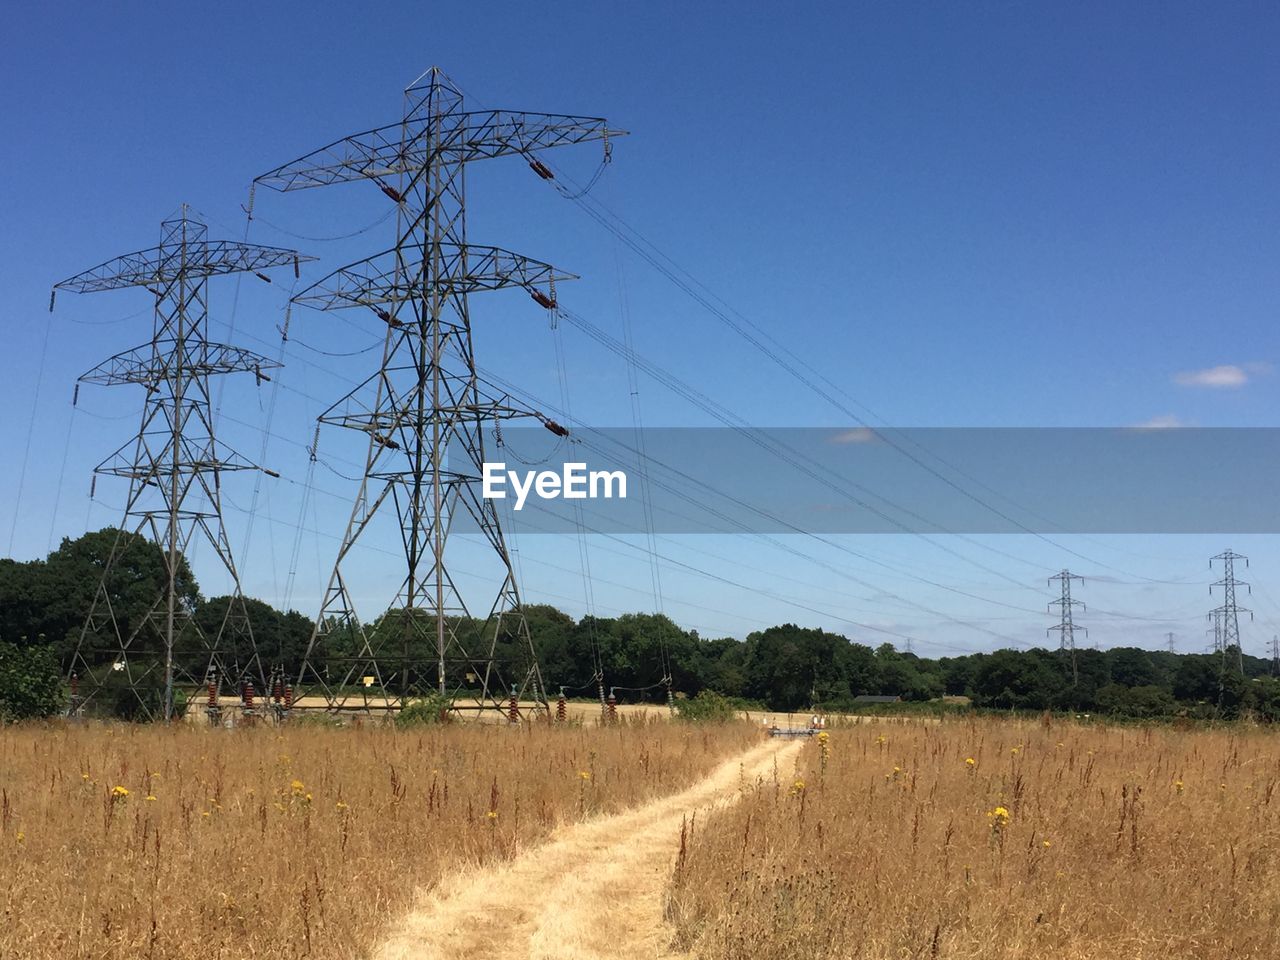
675 689 738 722
397 694 453 726
0 641 63 720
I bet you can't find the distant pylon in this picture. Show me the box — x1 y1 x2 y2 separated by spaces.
1207 608 1223 653
1047 569 1087 685
53 209 310 720
1210 549 1251 678
1166 631 1177 654
1272 635 1279 676
254 68 623 717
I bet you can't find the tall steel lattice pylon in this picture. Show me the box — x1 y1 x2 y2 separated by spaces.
53 209 311 720
1047 569 1086 685
254 67 624 717
1210 548 1252 678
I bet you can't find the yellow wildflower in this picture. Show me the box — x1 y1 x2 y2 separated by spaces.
110 785 129 801
1174 780 1184 794
965 757 976 767
578 770 591 781
335 800 349 812
486 810 498 820
145 795 157 803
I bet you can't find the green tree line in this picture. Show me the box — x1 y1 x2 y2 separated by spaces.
2 529 1278 721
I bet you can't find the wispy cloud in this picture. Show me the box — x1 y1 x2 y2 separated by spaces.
1130 414 1190 430
1172 363 1268 388
828 427 878 444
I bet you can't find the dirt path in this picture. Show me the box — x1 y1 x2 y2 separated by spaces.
372 736 804 960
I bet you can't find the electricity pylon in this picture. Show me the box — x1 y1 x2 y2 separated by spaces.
254 67 623 717
1048 569 1086 685
53 209 310 719
1210 549 1251 678
1207 608 1223 652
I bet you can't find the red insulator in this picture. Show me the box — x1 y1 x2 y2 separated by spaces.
243 682 255 710
542 419 569 438
607 692 617 724
254 271 272 284
284 685 294 710
508 692 519 724
379 183 404 203
527 158 555 181
207 679 218 711
376 308 403 328
556 695 567 722
529 289 557 310
272 678 283 704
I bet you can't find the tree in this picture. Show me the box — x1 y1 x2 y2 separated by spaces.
193 596 315 678
971 649 1066 710
1096 683 1176 718
743 624 853 711
1172 655 1219 702
0 529 200 665
0 641 63 719
1107 647 1160 688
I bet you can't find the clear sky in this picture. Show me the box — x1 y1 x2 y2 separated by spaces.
2 1 1279 657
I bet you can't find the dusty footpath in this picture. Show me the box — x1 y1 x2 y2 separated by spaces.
372 737 805 960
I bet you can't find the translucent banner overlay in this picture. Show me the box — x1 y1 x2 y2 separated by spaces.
446 427 1280 534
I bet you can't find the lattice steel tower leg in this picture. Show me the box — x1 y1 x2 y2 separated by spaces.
255 68 624 717
1047 569 1087 685
1210 549 1252 678
52 209 311 720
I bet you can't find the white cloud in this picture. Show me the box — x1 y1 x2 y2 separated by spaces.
1130 414 1189 430
1173 364 1250 388
828 427 878 444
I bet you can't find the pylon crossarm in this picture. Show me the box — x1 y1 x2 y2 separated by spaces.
291 244 576 312
255 113 623 193
78 342 280 386
53 241 313 293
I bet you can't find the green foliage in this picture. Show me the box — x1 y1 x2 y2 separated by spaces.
0 528 200 664
0 641 63 720
397 694 453 726
674 689 739 722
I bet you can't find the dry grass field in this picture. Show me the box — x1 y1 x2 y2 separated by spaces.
665 717 1280 960
0 718 755 959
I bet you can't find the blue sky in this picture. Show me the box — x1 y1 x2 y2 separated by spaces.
2 1 1279 657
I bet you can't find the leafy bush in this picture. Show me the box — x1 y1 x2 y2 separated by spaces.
0 640 63 720
397 694 453 726
675 689 739 722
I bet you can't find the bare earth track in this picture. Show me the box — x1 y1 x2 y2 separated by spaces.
373 737 804 960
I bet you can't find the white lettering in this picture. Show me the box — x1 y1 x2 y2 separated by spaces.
563 462 588 499
590 469 627 500
509 469 536 512
482 462 507 500
482 463 627 509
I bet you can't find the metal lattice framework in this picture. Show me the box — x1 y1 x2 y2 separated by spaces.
254 67 624 717
1047 569 1086 685
54 210 311 720
1210 548 1252 678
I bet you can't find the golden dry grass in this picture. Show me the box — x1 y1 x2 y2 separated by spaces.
0 717 755 959
665 718 1280 960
